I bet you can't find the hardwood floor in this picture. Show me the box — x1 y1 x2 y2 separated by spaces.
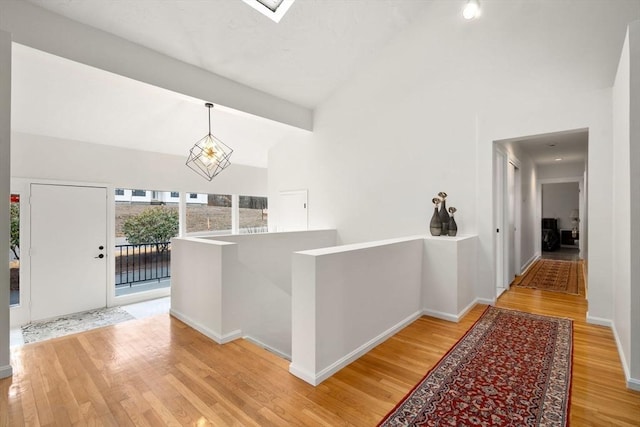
2 271 639 426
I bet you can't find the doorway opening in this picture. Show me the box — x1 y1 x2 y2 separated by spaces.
541 182 581 262
493 129 588 298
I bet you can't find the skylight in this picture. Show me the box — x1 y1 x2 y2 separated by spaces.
241 0 296 23
256 0 284 12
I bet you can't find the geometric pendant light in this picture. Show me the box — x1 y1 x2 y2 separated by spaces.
186 103 233 181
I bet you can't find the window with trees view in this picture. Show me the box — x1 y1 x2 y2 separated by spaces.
9 194 20 306
186 193 232 233
239 196 268 233
114 188 179 296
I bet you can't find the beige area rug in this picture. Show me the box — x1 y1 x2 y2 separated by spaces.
515 259 580 294
21 307 134 344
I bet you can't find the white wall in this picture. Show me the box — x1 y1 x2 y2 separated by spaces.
12 132 267 196
630 21 640 387
542 182 579 230
612 22 640 390
0 30 13 379
269 1 634 320
210 230 337 357
170 237 234 342
520 157 538 269
291 237 423 385
613 27 632 388
422 236 479 321
170 230 337 358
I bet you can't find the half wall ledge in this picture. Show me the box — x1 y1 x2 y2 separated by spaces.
290 234 479 386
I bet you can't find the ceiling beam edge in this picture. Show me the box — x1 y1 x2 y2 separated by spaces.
0 0 313 131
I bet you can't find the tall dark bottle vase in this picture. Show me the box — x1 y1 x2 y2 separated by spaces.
439 200 450 235
448 215 458 236
430 207 442 236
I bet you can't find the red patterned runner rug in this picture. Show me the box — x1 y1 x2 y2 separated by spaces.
515 259 580 294
379 307 572 426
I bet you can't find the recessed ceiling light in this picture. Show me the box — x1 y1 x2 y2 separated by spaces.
555 158 563 161
463 0 481 20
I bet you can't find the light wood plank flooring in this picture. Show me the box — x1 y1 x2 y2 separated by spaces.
2 267 639 426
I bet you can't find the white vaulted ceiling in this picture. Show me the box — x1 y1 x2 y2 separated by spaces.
11 43 307 168
7 0 639 167
25 0 432 109
10 0 434 166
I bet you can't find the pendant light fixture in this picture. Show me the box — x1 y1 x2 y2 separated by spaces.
186 103 233 181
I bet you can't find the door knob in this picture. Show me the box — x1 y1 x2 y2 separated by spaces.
95 254 104 259
99 245 104 250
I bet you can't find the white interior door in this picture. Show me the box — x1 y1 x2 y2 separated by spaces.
30 184 107 321
507 161 516 284
494 150 505 294
278 190 308 232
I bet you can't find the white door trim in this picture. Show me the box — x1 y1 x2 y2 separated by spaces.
508 159 522 276
494 146 523 294
494 148 506 294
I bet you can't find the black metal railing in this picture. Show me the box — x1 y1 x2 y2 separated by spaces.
115 242 171 287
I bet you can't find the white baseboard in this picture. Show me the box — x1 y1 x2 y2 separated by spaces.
244 336 291 361
288 364 317 385
290 310 422 386
423 298 492 323
456 299 478 320
585 313 613 327
422 308 459 322
520 253 540 275
628 377 640 391
476 297 495 306
169 309 241 344
0 364 13 379
586 316 640 390
610 320 640 391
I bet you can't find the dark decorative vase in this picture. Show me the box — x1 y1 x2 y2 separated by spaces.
430 207 442 236
448 215 458 236
439 200 450 235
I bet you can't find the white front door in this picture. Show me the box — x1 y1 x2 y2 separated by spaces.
30 184 108 321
